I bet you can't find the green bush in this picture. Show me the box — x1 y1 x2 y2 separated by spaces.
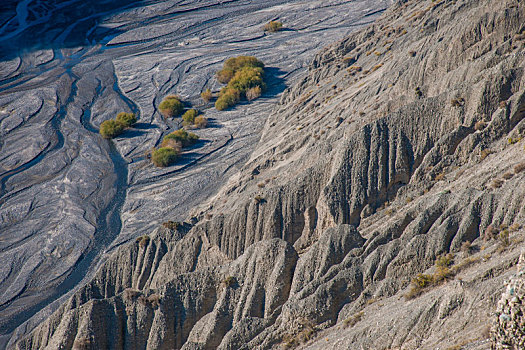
164 129 199 147
116 112 137 127
264 20 283 33
100 120 125 139
182 109 198 125
159 95 184 118
151 147 179 167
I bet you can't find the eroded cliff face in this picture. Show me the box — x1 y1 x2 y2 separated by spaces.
10 0 525 348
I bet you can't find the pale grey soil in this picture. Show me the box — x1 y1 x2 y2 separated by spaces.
0 0 389 346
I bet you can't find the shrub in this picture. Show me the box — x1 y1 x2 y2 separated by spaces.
162 221 181 230
474 120 487 131
450 97 465 107
136 235 150 248
194 116 208 128
347 65 362 75
502 172 514 180
123 288 140 301
246 86 262 101
435 253 453 268
164 129 199 147
412 273 433 289
461 241 473 254
414 87 422 97
100 120 125 139
491 178 504 189
223 56 264 72
147 294 161 308
201 88 213 103
480 149 493 160
182 109 198 125
282 320 316 348
160 138 182 152
159 95 184 118
434 171 445 181
217 69 235 84
116 112 137 127
215 88 241 110
483 225 498 241
343 311 364 328
514 162 525 173
222 276 237 288
151 147 179 167
228 67 265 93
264 20 283 33
498 229 510 248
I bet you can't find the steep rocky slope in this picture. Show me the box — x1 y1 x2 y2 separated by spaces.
9 0 525 348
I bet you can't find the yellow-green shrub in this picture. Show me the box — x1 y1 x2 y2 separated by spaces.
264 21 283 33
182 109 198 125
116 112 137 127
201 88 213 102
194 116 208 128
159 95 184 118
215 88 241 110
164 129 199 147
151 147 178 167
100 120 125 139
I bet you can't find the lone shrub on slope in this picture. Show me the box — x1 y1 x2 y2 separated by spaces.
264 21 283 33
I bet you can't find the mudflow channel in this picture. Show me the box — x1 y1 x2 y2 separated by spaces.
0 0 390 346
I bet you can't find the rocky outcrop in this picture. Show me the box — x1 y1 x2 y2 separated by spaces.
8 0 525 349
492 252 525 349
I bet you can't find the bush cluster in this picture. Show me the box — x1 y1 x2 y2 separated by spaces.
159 95 184 118
99 112 137 139
215 56 266 110
405 253 482 300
